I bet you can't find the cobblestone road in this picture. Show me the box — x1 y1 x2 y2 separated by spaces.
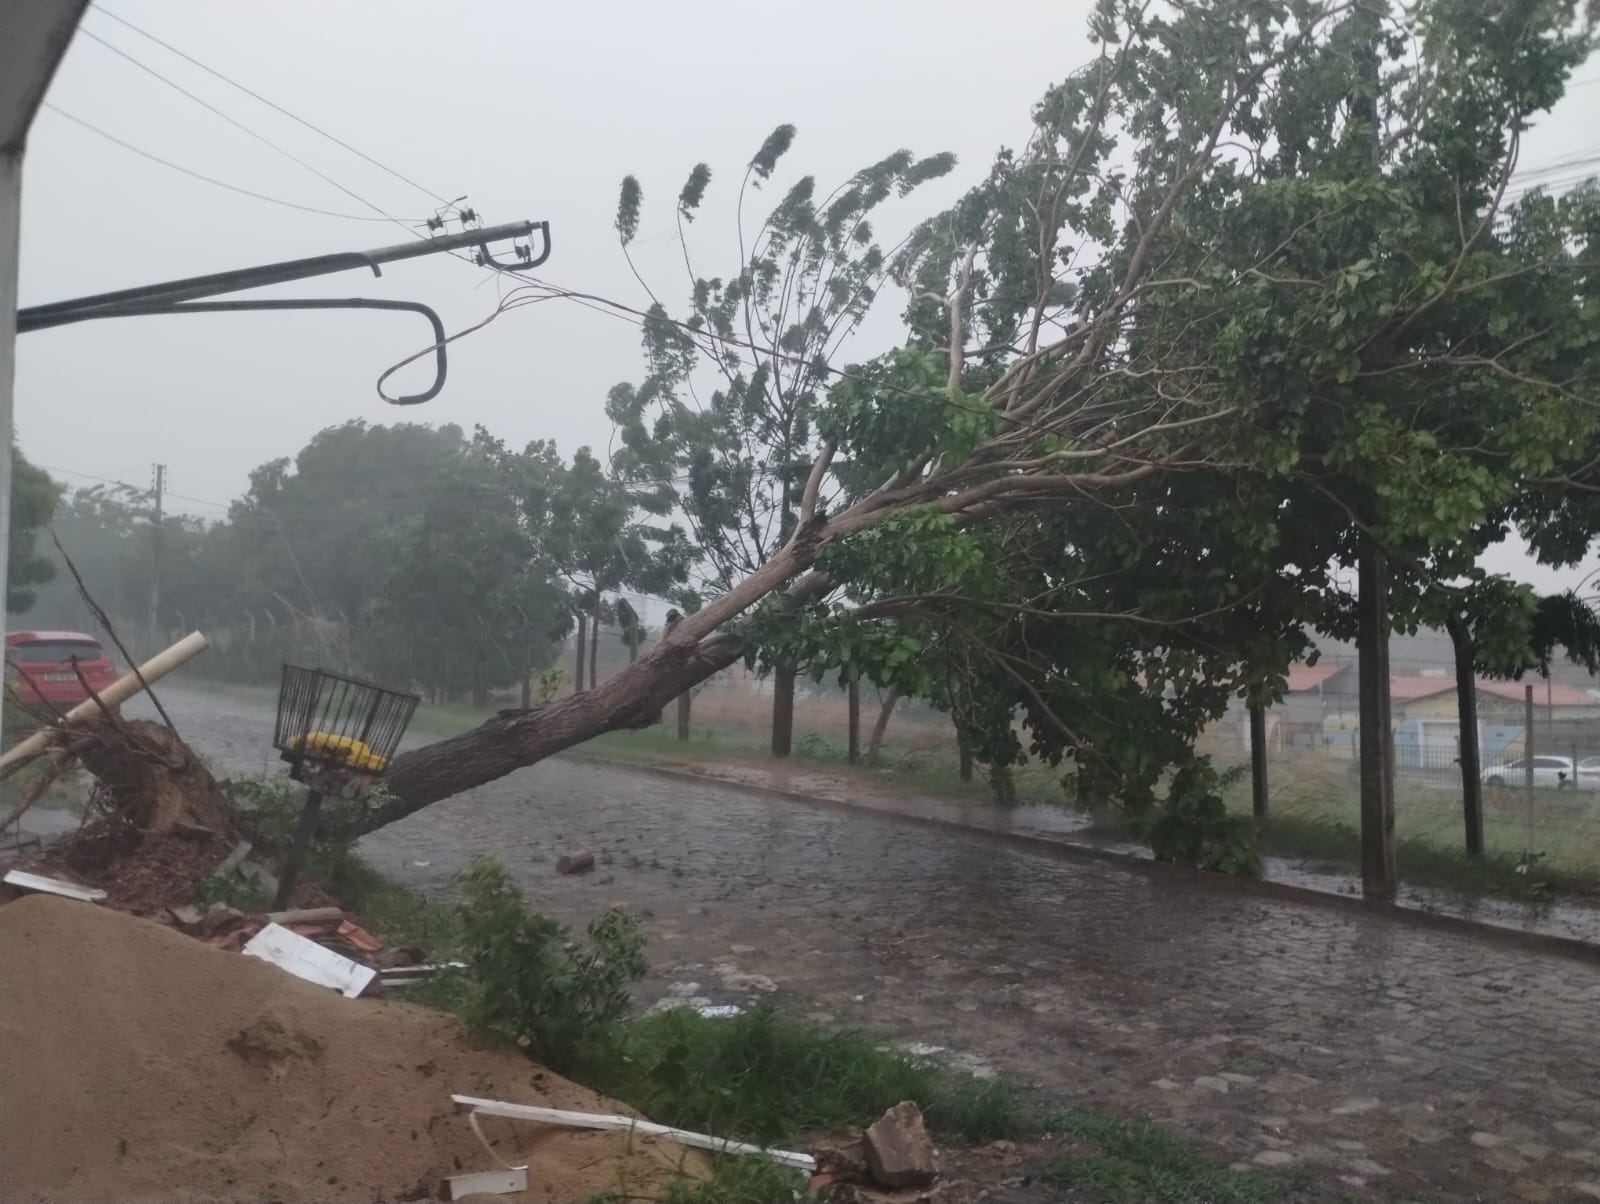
162 686 1600 1202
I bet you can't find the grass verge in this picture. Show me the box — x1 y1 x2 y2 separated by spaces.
1039 1109 1301 1203
581 1005 1025 1147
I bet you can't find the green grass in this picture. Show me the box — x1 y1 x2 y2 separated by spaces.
1038 1109 1303 1203
582 1005 1026 1147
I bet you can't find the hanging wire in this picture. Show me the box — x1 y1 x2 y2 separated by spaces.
40 103 420 223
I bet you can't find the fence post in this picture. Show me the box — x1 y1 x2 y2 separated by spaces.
847 680 860 766
1249 701 1269 820
677 690 691 743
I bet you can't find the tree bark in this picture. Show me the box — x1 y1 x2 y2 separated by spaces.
957 728 974 782
471 620 489 710
847 680 860 766
372 633 740 829
771 664 795 758
1248 700 1268 820
866 688 900 766
1445 613 1484 858
1357 538 1397 900
574 611 587 694
589 596 601 689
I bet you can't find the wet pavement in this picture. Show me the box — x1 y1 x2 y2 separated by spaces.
149 687 1600 1200
626 757 1600 948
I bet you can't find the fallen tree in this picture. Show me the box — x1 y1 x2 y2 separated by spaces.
374 0 1600 835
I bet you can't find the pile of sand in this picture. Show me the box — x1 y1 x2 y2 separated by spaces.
0 895 707 1203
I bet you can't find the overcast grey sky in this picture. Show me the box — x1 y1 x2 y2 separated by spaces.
15 2 1600 592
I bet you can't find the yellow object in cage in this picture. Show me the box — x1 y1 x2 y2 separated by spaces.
290 731 389 773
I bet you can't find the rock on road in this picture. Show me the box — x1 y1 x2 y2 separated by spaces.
159 684 1600 1201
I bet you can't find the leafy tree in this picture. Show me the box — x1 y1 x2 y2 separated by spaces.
606 131 955 751
7 449 62 614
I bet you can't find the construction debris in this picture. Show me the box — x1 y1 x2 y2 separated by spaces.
452 1094 818 1172
2 869 106 904
241 922 377 998
443 1167 529 1199
0 896 709 1203
864 1101 940 1190
556 848 595 875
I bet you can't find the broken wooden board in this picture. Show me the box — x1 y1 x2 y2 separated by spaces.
443 1167 527 1199
2 870 106 904
241 922 376 998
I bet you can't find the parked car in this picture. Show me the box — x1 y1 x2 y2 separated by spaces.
1481 755 1586 790
4 630 117 709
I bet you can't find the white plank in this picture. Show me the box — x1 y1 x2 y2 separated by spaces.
450 1094 816 1172
444 1167 527 1199
241 922 376 998
3 869 106 903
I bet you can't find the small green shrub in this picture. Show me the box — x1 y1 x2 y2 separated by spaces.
1147 762 1260 876
454 858 646 1073
796 733 840 759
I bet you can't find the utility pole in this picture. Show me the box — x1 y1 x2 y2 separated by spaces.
148 463 165 654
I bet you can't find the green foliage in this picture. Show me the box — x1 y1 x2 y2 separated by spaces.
584 1005 1023 1147
453 859 647 1074
1038 1108 1291 1204
1144 763 1262 877
7 448 61 613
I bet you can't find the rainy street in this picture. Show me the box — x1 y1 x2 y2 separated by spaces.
162 685 1600 1201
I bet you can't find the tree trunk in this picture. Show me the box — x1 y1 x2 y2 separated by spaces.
1248 700 1269 820
373 543 814 829
589 597 601 688
847 680 860 766
1446 614 1484 858
574 612 587 694
866 688 900 766
771 664 796 758
471 620 489 710
372 633 741 829
519 630 533 711
957 727 974 782
1356 538 1397 900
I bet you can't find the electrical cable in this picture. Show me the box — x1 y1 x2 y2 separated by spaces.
41 102 419 223
90 4 455 207
74 25 420 235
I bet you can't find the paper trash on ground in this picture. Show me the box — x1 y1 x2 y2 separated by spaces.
242 922 376 998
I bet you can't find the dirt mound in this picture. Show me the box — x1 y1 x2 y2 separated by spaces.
0 896 707 1203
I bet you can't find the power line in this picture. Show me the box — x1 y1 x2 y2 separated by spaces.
90 4 454 207
41 102 416 223
74 24 419 236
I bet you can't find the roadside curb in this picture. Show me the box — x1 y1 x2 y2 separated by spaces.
577 755 1600 967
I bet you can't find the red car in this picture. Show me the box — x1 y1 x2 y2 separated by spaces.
5 631 118 709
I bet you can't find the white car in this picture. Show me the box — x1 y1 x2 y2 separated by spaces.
1482 755 1585 789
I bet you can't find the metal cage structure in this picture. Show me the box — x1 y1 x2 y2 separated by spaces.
273 664 419 782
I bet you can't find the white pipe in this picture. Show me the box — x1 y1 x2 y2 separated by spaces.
0 631 210 772
449 1095 816 1172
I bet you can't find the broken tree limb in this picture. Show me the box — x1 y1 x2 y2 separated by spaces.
449 1095 817 1172
0 747 75 833
0 632 209 776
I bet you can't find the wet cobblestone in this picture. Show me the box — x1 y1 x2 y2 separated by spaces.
162 687 1600 1201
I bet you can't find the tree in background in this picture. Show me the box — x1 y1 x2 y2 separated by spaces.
7 448 62 614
